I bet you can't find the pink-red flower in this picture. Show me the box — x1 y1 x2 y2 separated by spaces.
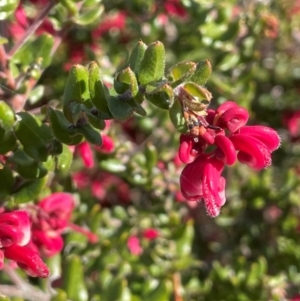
127 236 143 256
178 101 280 217
283 110 300 139
0 210 31 248
143 228 159 240
0 210 49 278
77 141 94 168
30 192 97 257
180 154 226 217
4 245 49 278
95 135 115 154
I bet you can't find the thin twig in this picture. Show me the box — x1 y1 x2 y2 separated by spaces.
173 272 183 301
7 0 57 58
1 265 51 301
0 285 50 301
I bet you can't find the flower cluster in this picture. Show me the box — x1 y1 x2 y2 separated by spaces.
179 101 281 217
0 210 49 278
127 228 159 256
29 192 98 257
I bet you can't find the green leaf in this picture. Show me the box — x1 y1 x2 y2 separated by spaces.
174 220 194 256
182 82 212 111
0 0 19 21
144 143 157 174
73 5 104 26
0 100 15 129
47 107 83 145
138 41 165 85
129 40 147 74
169 98 187 133
12 34 54 68
63 255 88 301
219 20 240 42
60 0 78 15
114 67 139 96
28 85 45 105
102 277 124 301
84 109 106 130
88 61 112 116
107 96 134 121
0 165 14 199
146 84 174 110
99 159 126 173
63 64 91 124
12 176 48 204
14 112 52 162
189 60 212 86
168 61 197 85
56 144 73 171
50 289 68 301
218 53 240 72
144 281 169 301
0 131 16 154
9 150 48 179
75 122 102 145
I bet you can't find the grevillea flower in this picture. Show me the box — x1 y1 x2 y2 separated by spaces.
163 0 188 18
0 210 50 277
180 154 226 217
37 192 74 231
95 135 115 154
0 211 31 248
143 228 159 240
92 11 126 39
178 101 280 217
4 245 49 278
290 294 300 301
31 230 64 257
30 192 97 257
0 250 4 269
77 141 94 168
283 110 300 139
127 236 143 256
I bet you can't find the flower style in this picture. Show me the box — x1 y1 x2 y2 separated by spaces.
179 101 280 217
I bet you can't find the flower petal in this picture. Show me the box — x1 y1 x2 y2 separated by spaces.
219 107 249 132
215 134 237 165
238 125 281 152
0 211 31 247
180 155 208 200
230 134 271 169
4 245 50 278
77 141 94 168
178 134 195 164
202 158 225 217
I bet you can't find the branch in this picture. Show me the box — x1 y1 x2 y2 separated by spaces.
7 0 57 58
1 265 51 301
